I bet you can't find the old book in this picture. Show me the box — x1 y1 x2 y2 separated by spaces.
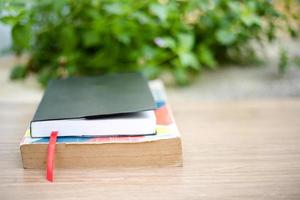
20 80 183 169
30 73 156 137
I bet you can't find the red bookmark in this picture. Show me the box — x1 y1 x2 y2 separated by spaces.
46 131 58 182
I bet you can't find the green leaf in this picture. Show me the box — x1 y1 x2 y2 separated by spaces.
173 64 189 85
103 3 124 15
241 5 261 26
11 24 31 49
66 64 77 75
142 45 156 60
154 37 176 49
215 29 237 45
10 64 27 80
177 33 194 52
116 33 131 44
0 15 19 25
241 14 261 26
82 31 100 47
60 26 77 51
228 2 241 14
150 4 168 21
197 45 216 68
179 52 199 70
278 48 288 75
132 12 151 24
141 65 161 79
38 67 54 87
288 26 298 38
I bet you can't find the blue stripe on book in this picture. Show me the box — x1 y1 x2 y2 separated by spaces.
33 136 92 143
156 101 165 108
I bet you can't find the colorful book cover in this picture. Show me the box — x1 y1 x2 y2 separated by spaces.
20 80 180 145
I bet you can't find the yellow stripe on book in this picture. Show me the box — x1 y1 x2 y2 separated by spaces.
156 126 171 134
25 129 31 137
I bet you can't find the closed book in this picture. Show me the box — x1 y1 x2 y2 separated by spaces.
20 80 182 168
30 73 156 137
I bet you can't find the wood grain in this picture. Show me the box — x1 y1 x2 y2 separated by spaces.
1 99 300 200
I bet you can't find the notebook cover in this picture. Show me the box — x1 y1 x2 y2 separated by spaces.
32 73 155 122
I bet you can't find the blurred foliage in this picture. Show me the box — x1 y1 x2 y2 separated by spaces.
279 48 288 75
0 0 299 86
295 55 300 68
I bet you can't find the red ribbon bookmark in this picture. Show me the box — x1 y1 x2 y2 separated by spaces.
46 131 58 182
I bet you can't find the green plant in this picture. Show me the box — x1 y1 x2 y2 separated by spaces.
279 48 288 75
0 0 299 86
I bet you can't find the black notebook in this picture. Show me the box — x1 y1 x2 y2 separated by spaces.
30 73 156 137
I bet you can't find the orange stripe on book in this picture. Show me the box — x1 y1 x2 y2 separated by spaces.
155 106 172 125
46 131 58 182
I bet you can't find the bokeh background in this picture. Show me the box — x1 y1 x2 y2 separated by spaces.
0 0 300 103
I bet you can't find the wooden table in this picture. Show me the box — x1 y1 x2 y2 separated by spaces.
1 99 300 200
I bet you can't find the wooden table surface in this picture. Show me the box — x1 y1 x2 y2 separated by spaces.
1 99 300 200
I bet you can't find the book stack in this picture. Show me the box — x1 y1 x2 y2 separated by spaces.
20 73 182 169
